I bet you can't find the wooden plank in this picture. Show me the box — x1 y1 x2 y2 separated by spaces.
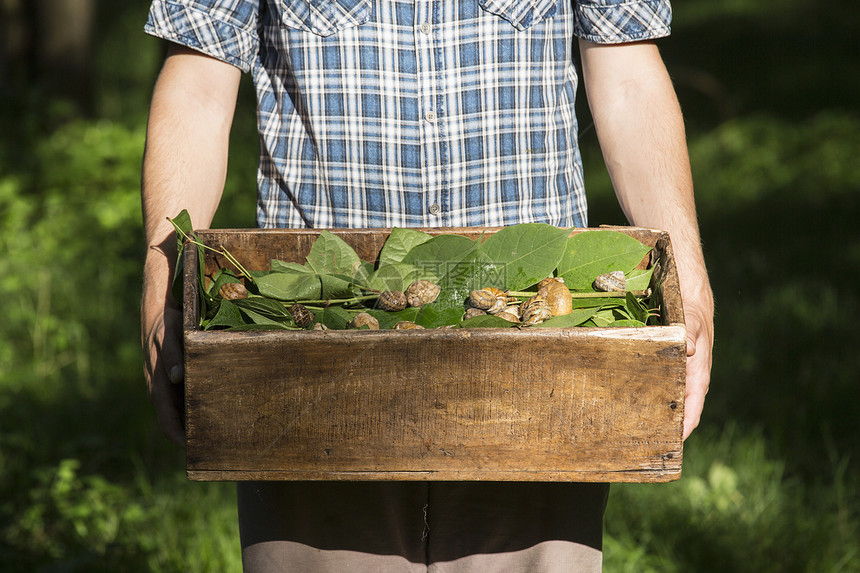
183 227 686 482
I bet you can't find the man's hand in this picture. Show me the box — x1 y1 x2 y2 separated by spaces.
681 288 714 440
142 250 185 446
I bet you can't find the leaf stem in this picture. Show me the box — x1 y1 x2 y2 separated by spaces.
506 290 650 299
168 218 255 283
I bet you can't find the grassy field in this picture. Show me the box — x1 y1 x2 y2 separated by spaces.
0 0 858 570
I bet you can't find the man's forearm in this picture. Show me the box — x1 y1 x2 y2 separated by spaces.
142 45 241 285
579 41 708 290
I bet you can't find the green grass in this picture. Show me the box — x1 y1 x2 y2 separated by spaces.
1 0 858 570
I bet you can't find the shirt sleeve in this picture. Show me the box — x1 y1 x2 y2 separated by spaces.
573 0 672 44
144 0 260 72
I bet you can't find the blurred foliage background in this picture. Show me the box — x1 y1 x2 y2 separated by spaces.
0 0 857 571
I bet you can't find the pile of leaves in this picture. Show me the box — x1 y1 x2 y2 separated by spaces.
171 212 660 331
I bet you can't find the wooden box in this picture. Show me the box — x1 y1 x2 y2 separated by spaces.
183 227 686 483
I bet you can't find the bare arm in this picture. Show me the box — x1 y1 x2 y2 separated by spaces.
579 39 714 440
141 45 241 445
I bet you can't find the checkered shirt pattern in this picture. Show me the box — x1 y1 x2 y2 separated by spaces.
145 0 671 229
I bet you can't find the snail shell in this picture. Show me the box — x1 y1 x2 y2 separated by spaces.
468 289 497 311
538 281 573 316
502 304 522 320
521 296 552 326
593 271 626 292
394 321 424 330
218 281 248 300
463 307 487 320
288 303 315 328
377 290 407 312
495 310 521 323
312 322 328 331
405 280 441 307
349 312 379 330
469 287 507 314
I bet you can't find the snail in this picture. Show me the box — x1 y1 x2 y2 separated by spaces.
217 281 248 300
536 278 572 316
495 310 521 323
593 271 626 293
469 287 507 314
349 312 379 330
376 290 407 312
463 308 487 320
520 296 552 326
405 280 441 307
394 321 424 330
288 303 315 328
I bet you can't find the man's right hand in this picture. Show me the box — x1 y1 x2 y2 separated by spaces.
142 256 186 446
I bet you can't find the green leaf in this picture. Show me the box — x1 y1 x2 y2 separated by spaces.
314 306 354 330
365 307 422 329
625 292 650 324
477 223 571 291
556 231 652 290
353 260 375 287
414 301 468 329
430 249 496 321
571 297 627 309
306 230 362 277
318 272 357 299
254 266 321 301
605 319 648 328
238 307 292 329
233 297 292 320
402 234 478 275
532 307 603 328
379 227 432 266
206 299 246 330
167 209 200 308
367 262 434 293
398 235 486 324
626 267 654 291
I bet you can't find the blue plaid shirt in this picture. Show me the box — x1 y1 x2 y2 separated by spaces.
145 0 671 229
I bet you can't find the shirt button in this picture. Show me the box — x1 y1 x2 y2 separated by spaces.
420 22 431 35
425 110 437 123
429 203 441 215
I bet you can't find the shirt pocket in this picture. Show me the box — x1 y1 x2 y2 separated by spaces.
276 0 371 37
477 0 558 31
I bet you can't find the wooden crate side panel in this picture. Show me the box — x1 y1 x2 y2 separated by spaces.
185 328 684 481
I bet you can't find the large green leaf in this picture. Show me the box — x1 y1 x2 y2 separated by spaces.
367 262 435 292
626 267 654 291
401 234 478 276
477 223 571 291
254 265 320 301
305 230 362 277
378 227 432 266
556 231 652 290
205 299 244 330
532 307 603 328
365 307 421 329
234 297 292 321
314 306 354 330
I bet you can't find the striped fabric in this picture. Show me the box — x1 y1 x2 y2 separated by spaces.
145 0 671 230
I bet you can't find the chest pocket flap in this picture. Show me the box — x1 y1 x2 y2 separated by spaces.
478 0 558 31
277 0 371 37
